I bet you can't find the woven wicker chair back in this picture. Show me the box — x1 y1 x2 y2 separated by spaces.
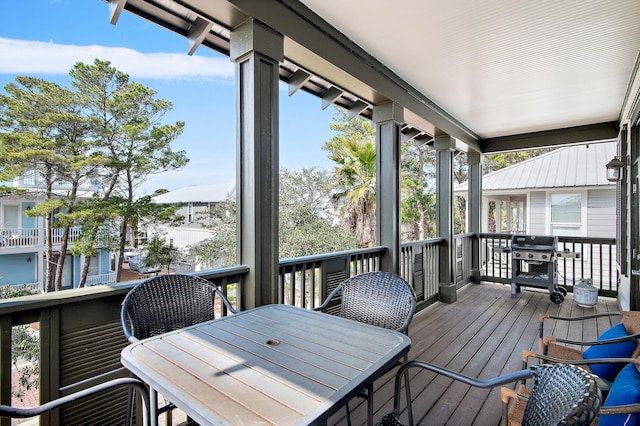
122 274 218 340
338 272 416 333
522 364 601 426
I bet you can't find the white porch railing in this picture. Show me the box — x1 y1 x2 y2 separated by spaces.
0 228 38 247
86 272 118 286
51 227 82 245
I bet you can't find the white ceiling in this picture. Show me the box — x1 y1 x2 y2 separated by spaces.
300 0 640 139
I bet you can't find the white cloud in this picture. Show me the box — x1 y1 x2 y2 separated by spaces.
0 37 234 80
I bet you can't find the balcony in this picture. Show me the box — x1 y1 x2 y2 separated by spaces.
0 234 621 425
0 227 85 249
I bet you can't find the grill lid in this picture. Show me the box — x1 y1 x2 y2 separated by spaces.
511 235 557 251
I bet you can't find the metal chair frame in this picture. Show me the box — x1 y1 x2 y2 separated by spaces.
0 377 150 426
377 361 601 426
315 271 416 426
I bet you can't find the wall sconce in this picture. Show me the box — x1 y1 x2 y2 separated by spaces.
27 257 32 263
605 155 629 182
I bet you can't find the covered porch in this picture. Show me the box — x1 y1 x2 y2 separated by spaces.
101 0 640 312
1 0 639 424
153 281 619 425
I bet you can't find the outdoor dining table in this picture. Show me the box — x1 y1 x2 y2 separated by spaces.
121 303 411 426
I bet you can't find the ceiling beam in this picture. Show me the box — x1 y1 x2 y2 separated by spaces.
321 86 343 110
481 122 619 153
348 100 369 119
108 0 127 25
287 69 311 96
187 17 214 56
228 0 480 146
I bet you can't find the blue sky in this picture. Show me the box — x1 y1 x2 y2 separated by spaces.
0 0 337 195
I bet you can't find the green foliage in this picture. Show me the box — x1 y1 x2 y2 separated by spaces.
279 167 357 258
185 168 357 267
143 235 181 272
0 59 188 287
0 285 40 401
322 107 377 247
401 140 437 240
0 284 39 299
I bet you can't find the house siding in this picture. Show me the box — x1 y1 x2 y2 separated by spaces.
21 202 36 228
0 253 36 286
529 191 547 234
100 249 110 274
587 189 616 238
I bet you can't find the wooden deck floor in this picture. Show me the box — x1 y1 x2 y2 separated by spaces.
328 282 620 426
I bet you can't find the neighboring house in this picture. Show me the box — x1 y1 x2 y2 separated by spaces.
0 172 116 291
455 141 617 238
151 182 234 271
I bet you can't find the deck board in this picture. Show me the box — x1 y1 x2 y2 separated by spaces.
328 282 620 426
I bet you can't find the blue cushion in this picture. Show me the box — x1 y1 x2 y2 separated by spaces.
582 323 637 381
599 362 640 426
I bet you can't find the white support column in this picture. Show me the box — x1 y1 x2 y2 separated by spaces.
496 201 503 233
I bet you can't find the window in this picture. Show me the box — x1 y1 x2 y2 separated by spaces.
188 204 193 223
2 204 19 229
550 193 582 236
88 256 99 277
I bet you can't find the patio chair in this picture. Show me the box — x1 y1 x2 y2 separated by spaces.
376 361 601 426
121 274 237 426
520 354 640 425
536 311 640 386
0 377 150 426
314 271 416 426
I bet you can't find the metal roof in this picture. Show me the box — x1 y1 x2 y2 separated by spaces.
152 182 234 203
455 141 617 193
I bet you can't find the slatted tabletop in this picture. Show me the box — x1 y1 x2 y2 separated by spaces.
121 304 410 426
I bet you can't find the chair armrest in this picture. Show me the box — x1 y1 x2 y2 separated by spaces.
539 312 622 323
599 403 640 415
543 332 640 348
538 312 622 345
313 283 343 312
522 348 639 368
0 378 150 425
214 287 238 314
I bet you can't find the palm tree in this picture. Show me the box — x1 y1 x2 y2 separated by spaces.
323 108 377 247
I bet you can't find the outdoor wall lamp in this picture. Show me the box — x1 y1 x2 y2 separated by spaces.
605 155 629 182
27 257 32 263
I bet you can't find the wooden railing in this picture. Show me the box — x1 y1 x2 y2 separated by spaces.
401 238 445 306
277 241 446 312
0 234 619 424
278 247 385 309
0 266 247 426
454 233 475 287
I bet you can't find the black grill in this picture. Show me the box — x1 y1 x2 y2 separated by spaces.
510 234 567 304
